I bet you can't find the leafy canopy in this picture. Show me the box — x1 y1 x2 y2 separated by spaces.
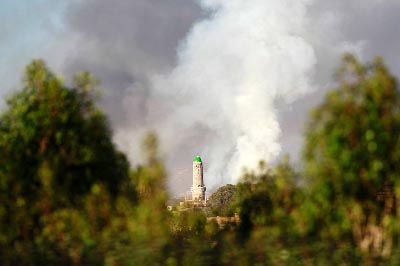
303 54 400 261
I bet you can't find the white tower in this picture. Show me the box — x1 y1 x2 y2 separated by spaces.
191 156 206 201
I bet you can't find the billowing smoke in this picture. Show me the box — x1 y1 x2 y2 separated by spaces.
142 0 316 188
3 0 400 194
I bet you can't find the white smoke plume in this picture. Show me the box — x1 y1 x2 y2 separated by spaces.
145 0 317 189
3 0 398 194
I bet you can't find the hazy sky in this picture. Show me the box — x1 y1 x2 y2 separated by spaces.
1 0 399 195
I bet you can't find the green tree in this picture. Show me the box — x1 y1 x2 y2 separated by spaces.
101 131 172 266
233 158 305 265
207 184 236 216
303 54 400 264
0 59 129 199
0 59 131 265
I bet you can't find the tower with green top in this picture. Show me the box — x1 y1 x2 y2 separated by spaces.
191 155 206 201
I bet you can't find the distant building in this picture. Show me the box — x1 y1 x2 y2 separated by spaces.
191 155 206 201
207 213 241 228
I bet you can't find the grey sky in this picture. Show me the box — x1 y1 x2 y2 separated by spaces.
1 0 400 195
278 0 400 165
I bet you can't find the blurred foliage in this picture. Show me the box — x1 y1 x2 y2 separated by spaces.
1 55 400 265
303 54 400 264
0 60 132 265
233 157 306 262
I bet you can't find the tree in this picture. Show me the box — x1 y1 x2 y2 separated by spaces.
232 158 305 265
0 59 131 265
303 54 400 263
207 184 236 216
0 60 129 199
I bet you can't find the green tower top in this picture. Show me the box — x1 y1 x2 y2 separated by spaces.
193 155 202 163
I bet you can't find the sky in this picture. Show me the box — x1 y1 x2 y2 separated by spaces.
1 0 400 195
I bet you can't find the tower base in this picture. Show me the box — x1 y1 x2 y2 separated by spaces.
191 186 206 201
